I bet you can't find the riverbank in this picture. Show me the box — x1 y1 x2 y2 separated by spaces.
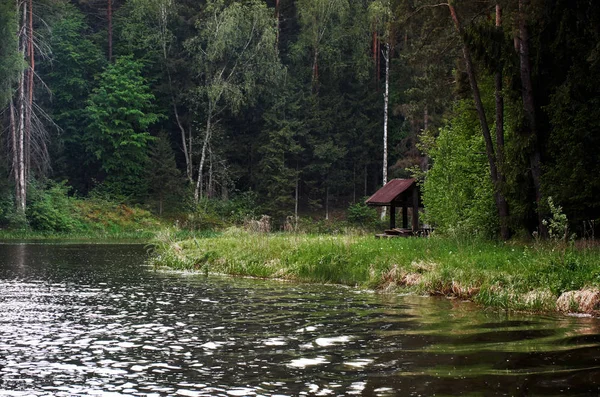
149 229 600 315
0 196 167 240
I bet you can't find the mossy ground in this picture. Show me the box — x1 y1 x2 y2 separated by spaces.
149 229 600 314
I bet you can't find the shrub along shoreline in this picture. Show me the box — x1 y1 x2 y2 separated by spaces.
149 229 600 315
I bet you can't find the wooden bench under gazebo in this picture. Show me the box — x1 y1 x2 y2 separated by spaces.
365 178 425 238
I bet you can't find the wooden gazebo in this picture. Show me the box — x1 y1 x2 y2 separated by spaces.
365 178 422 236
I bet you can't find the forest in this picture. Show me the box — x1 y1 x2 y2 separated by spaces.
0 0 598 240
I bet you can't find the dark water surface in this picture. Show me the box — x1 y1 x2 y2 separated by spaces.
0 243 599 396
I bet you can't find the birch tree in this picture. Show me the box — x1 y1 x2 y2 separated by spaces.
368 0 393 220
186 0 282 203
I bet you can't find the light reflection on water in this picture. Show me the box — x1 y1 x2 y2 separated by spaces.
0 243 599 396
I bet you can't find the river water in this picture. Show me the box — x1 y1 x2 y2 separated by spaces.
0 243 599 396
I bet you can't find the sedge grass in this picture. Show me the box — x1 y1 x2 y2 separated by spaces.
149 229 600 313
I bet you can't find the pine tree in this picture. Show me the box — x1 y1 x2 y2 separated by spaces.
84 56 161 198
147 131 182 215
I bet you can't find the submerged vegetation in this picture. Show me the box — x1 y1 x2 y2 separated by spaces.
150 230 600 315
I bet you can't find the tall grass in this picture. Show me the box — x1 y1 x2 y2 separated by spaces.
149 229 600 313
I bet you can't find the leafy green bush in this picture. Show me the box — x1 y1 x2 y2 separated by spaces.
543 197 571 241
422 101 498 238
0 194 28 229
181 192 261 231
27 181 82 232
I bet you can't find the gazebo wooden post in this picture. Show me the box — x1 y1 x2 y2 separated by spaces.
390 204 396 229
402 202 408 229
412 187 419 232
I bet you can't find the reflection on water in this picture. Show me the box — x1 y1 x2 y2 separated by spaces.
0 243 599 396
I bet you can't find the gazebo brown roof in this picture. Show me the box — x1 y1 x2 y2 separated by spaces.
365 178 418 206
365 178 421 233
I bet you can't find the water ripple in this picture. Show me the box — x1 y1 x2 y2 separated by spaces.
0 244 599 396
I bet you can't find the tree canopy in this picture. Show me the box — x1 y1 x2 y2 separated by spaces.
0 0 598 237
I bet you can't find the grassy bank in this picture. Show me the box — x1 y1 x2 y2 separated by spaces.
149 229 600 314
0 197 166 240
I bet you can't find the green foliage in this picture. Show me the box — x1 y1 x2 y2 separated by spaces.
27 181 81 232
257 83 304 222
43 4 105 192
186 0 282 113
347 200 377 226
146 131 183 215
73 197 161 234
0 193 27 229
422 101 498 238
0 0 21 107
293 0 350 82
542 197 571 242
3 0 599 241
543 65 600 230
117 0 175 62
84 56 162 198
181 192 261 231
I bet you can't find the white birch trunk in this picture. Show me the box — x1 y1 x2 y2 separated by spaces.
17 0 26 213
208 147 213 198
173 101 193 184
18 72 26 213
381 42 390 220
194 113 212 203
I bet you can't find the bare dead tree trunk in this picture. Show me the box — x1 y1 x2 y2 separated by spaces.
10 99 18 200
8 0 51 213
16 0 27 213
518 0 547 237
194 111 212 203
25 0 33 184
172 99 192 183
18 72 26 213
208 146 214 198
188 125 193 177
381 41 390 220
449 2 510 239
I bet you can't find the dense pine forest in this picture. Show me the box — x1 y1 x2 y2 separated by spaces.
0 0 598 239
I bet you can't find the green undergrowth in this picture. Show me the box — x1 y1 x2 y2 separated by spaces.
149 229 600 313
0 195 166 240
